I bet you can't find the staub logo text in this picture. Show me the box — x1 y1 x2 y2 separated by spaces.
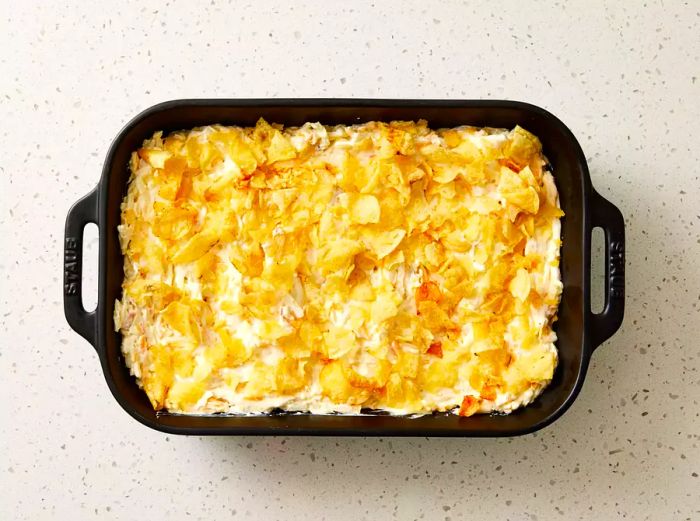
64 237 80 296
609 240 624 300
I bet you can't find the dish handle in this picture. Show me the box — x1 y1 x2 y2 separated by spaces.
588 189 625 349
64 187 99 348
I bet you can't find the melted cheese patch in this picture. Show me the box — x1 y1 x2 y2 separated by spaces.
115 120 564 416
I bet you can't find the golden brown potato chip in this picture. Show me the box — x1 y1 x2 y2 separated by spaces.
267 131 297 163
171 231 219 264
319 361 370 404
138 148 172 169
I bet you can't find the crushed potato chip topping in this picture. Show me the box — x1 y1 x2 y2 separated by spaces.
115 119 564 416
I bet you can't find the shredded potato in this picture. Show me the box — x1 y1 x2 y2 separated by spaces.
115 119 563 416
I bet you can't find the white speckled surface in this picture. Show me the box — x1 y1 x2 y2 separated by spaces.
1 1 699 519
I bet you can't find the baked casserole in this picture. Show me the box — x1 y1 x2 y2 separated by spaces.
114 119 563 416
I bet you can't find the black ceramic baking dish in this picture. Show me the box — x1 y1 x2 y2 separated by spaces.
64 99 624 436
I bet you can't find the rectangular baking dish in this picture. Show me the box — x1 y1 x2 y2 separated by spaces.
63 99 625 436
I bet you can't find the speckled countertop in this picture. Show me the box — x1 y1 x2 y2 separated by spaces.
1 1 699 519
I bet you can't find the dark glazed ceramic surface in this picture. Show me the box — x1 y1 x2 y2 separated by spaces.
64 100 625 436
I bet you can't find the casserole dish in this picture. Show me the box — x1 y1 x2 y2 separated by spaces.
63 99 625 436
